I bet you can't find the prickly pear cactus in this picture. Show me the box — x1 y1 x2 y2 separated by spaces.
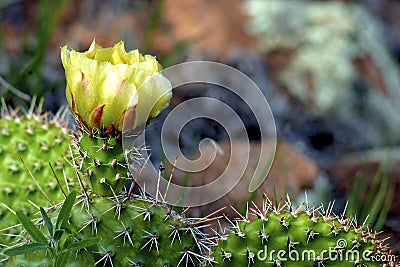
210 197 398 266
3 40 197 266
0 99 75 244
5 191 209 267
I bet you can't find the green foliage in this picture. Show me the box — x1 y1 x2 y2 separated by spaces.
0 0 67 105
347 157 395 231
4 191 100 267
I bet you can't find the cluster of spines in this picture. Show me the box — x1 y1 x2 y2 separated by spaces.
209 195 398 267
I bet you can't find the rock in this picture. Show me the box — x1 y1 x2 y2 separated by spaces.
156 0 258 58
167 140 319 217
246 0 400 157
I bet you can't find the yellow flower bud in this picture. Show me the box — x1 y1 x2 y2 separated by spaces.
61 40 172 134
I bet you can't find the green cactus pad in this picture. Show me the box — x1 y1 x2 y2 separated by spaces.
73 129 129 196
0 100 75 244
210 197 398 267
5 192 209 267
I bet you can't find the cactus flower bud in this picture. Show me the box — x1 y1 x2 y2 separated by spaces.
61 40 172 134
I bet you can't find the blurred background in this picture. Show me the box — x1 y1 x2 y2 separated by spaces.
1 0 400 253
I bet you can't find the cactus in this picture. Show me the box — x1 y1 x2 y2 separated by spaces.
0 98 75 244
61 40 172 196
1 40 204 266
209 196 398 266
4 190 209 266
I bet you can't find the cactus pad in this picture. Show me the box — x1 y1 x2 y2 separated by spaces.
0 99 75 244
210 197 398 266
